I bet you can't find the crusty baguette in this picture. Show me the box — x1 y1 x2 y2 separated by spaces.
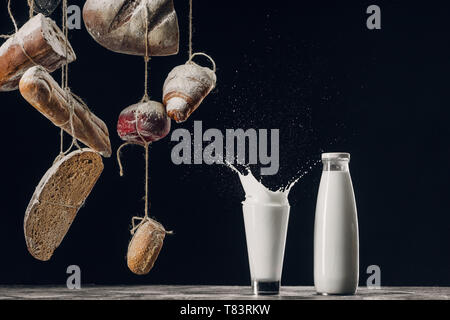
127 219 166 275
19 66 112 157
24 149 103 261
83 0 179 56
0 13 76 91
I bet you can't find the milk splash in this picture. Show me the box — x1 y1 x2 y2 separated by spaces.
224 162 310 206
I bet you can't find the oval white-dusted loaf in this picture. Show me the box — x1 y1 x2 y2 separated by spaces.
24 149 103 261
127 219 166 275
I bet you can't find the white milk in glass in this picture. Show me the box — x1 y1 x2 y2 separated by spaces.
229 165 294 295
314 152 359 295
243 202 290 294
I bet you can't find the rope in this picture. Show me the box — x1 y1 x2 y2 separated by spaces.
123 107 175 236
143 142 149 218
130 216 173 236
52 88 85 164
116 107 150 215
0 0 18 38
61 0 69 90
59 0 68 156
116 142 132 177
116 104 154 235
118 6 151 234
128 142 151 235
130 216 147 235
116 140 153 235
141 56 150 102
56 0 83 159
27 0 34 19
189 0 193 59
18 37 42 66
186 0 217 73
141 6 150 102
117 4 175 236
188 52 217 72
132 100 152 222
63 89 82 152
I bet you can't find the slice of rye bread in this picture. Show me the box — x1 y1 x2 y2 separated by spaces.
24 149 103 261
127 219 166 275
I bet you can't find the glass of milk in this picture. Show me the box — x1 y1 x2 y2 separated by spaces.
228 164 293 295
314 152 359 295
243 202 290 295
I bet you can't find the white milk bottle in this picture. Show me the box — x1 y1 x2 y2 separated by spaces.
314 152 359 295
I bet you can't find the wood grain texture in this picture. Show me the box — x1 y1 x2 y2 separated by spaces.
0 286 448 300
19 66 112 157
0 13 75 91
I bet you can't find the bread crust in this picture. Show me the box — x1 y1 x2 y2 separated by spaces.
83 0 179 56
19 66 112 157
127 219 165 275
0 13 76 91
24 149 104 261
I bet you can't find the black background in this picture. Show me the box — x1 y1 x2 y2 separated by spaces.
0 0 449 286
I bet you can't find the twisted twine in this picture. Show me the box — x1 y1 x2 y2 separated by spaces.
186 0 217 73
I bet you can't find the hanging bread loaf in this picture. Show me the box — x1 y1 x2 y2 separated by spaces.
19 66 112 157
24 149 103 261
83 0 179 56
127 219 166 275
0 13 76 91
163 59 216 123
32 0 62 16
117 100 171 145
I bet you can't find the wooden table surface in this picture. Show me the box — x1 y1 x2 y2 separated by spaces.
0 286 448 300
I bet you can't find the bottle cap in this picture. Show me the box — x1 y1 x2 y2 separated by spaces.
321 152 350 161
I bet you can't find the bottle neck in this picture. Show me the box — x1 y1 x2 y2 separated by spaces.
322 160 349 172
